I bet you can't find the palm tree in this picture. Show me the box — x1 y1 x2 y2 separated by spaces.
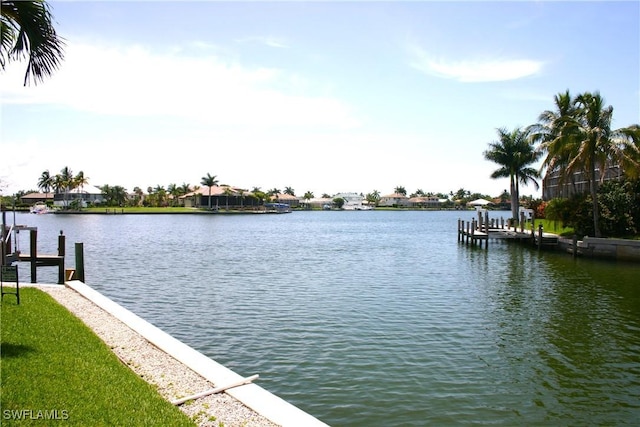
153 185 167 207
269 188 281 203
366 190 380 207
200 173 218 209
484 127 541 221
73 171 88 207
167 183 179 207
132 186 144 206
302 191 314 208
394 186 407 196
530 90 580 197
1 0 65 86
55 166 74 208
37 169 52 202
534 91 640 237
284 187 295 196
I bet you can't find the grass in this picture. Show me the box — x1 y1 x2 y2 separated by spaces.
533 219 575 236
0 287 195 426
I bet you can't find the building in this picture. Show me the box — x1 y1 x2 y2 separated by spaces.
542 165 623 200
53 185 105 208
20 192 54 205
378 193 410 207
408 196 441 208
335 192 369 210
182 186 261 209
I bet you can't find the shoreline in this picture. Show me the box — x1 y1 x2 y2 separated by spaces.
35 282 327 427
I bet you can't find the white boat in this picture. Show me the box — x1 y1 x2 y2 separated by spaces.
30 202 52 214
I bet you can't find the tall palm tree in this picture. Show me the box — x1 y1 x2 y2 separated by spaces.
167 183 179 207
269 188 281 203
366 190 380 207
529 90 579 197
535 91 640 237
1 0 65 86
394 186 407 196
73 171 88 207
200 173 218 209
37 169 52 202
56 166 74 208
132 186 144 206
484 127 541 221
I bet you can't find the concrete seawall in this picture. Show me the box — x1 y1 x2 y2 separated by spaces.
558 237 640 262
65 280 329 427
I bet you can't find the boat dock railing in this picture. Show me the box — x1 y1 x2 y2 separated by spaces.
457 209 558 249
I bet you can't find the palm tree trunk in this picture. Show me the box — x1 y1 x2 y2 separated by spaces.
510 174 518 221
590 163 601 237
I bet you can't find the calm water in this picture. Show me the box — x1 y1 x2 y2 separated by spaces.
10 211 640 426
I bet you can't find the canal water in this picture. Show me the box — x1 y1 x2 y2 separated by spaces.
9 210 640 426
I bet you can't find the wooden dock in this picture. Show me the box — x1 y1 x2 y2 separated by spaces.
2 224 66 284
457 210 558 249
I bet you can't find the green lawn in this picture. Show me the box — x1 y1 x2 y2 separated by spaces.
533 219 575 236
0 288 195 426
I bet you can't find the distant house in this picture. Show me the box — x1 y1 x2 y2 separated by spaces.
182 186 261 209
335 192 367 210
53 185 105 208
271 193 300 208
408 196 441 208
20 192 54 205
378 193 410 207
306 197 334 210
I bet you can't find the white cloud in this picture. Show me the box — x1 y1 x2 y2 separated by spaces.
1 39 358 129
408 45 544 82
236 35 290 49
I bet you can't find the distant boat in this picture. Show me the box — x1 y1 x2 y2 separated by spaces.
30 202 52 214
263 203 291 213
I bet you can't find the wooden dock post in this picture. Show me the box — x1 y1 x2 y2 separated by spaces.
572 234 578 257
57 232 66 284
466 221 470 244
537 224 543 251
30 228 37 283
471 219 476 246
75 242 85 283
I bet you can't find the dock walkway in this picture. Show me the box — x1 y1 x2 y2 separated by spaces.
457 210 558 249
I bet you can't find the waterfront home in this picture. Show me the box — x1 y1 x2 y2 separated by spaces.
182 186 259 209
378 192 410 207
542 164 624 200
408 196 441 208
53 185 104 208
271 193 300 208
335 192 367 210
305 197 334 210
20 192 54 205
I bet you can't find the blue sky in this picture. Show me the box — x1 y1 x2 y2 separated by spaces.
2 0 639 198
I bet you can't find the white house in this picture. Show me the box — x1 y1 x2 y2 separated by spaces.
53 185 105 208
335 192 370 210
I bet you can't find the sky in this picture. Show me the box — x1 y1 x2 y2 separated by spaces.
1 0 639 199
